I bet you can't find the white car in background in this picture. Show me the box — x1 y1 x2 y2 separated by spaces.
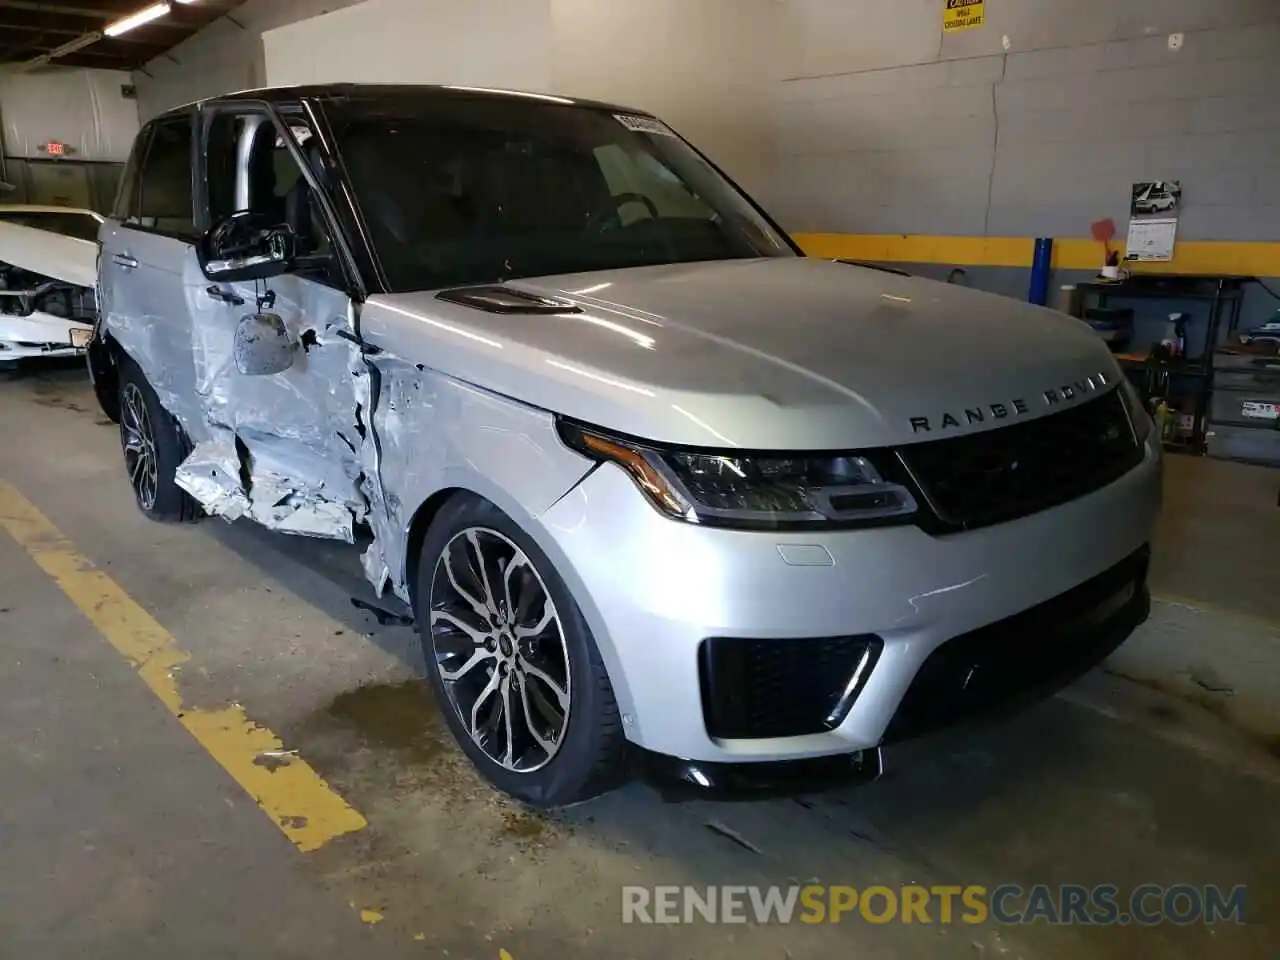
0 204 103 363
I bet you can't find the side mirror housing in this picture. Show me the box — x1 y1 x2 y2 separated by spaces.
233 312 296 376
199 211 295 283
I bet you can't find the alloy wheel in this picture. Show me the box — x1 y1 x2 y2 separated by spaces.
428 527 572 773
120 382 159 511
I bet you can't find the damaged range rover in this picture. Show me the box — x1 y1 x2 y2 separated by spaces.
89 84 1162 806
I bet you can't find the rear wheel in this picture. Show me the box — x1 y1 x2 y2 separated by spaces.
118 360 201 523
417 494 629 807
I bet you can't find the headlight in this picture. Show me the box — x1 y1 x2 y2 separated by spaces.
1119 378 1153 443
557 419 918 529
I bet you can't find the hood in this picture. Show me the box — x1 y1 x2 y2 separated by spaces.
360 257 1122 450
0 220 97 288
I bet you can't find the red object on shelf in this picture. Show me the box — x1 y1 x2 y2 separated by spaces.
1090 218 1117 259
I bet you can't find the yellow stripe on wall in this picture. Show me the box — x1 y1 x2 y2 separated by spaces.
793 233 1280 277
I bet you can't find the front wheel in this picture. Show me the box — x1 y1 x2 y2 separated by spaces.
118 359 201 523
416 494 629 807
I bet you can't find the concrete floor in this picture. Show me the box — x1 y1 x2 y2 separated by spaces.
0 363 1277 959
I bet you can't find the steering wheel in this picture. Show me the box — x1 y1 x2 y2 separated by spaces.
586 192 660 234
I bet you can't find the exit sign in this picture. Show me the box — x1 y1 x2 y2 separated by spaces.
40 141 74 157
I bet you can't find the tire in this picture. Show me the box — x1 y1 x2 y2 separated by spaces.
117 357 202 523
86 331 120 423
416 493 629 807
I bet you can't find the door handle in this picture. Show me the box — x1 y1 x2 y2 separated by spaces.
113 253 138 269
205 285 245 306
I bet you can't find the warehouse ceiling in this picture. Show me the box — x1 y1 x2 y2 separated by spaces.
0 0 246 71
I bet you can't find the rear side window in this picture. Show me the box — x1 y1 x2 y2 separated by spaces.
134 116 196 239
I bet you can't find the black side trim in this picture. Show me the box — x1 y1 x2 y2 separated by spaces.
637 747 883 801
436 286 583 314
835 259 912 276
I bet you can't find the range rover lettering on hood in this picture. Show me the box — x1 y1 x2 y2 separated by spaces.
909 371 1111 435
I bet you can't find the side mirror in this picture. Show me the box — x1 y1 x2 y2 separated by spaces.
233 311 296 376
199 211 295 283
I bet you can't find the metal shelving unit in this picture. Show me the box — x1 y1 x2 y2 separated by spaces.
1076 275 1247 454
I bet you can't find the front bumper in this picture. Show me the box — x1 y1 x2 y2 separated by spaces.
0 312 92 360
536 433 1161 765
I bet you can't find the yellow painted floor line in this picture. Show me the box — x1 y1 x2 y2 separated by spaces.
0 482 368 853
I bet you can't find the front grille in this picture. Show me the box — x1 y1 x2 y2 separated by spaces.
898 388 1142 531
699 635 881 740
883 546 1150 743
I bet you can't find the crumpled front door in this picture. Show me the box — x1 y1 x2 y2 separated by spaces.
174 246 369 542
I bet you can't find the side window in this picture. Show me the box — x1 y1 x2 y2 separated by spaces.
205 112 332 265
113 126 150 222
135 115 196 239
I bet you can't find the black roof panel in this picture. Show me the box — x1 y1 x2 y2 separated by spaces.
159 82 653 121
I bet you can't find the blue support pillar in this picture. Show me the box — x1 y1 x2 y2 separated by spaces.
1028 237 1053 306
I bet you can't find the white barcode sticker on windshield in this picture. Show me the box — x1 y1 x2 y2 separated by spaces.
614 113 676 137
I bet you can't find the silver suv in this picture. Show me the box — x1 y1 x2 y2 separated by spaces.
89 84 1161 806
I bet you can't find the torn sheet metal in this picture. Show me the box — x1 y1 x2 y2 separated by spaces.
348 343 598 604
346 329 400 600
174 437 249 521
246 474 358 540
176 432 366 542
103 244 597 604
115 252 371 544
239 432 365 541
362 356 448 604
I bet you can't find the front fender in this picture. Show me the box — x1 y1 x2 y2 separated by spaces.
370 361 595 597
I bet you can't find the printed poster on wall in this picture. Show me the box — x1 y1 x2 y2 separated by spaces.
944 0 985 32
1126 181 1182 262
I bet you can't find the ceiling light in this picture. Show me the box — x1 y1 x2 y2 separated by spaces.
104 2 171 37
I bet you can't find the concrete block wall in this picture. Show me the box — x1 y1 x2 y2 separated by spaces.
132 0 367 122
771 0 1280 242
550 0 784 198
261 0 783 197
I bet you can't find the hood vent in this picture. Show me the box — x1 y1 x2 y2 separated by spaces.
436 285 583 315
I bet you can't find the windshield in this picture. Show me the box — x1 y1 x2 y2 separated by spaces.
324 94 796 292
0 210 101 243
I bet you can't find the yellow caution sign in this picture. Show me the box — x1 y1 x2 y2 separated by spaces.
944 0 985 32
